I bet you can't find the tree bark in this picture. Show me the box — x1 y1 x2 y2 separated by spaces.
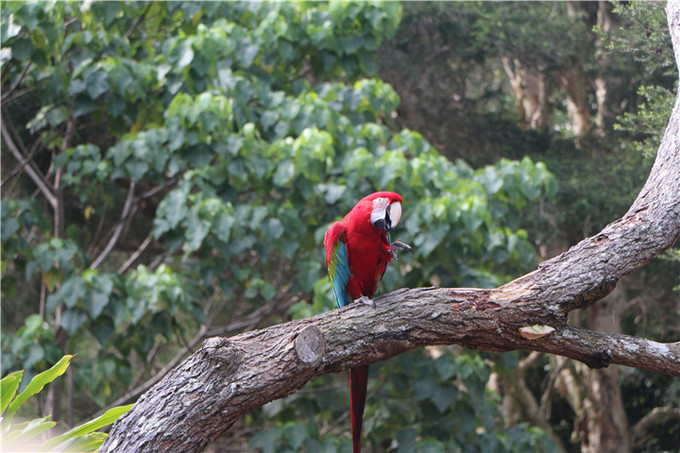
101 5 680 452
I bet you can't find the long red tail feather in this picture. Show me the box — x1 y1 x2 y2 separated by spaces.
349 365 369 453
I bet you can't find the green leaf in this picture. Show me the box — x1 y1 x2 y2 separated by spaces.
49 432 108 452
3 355 73 427
284 424 307 450
250 426 283 453
84 291 109 318
237 42 259 68
40 404 133 450
154 186 189 238
125 159 149 180
2 216 20 240
434 355 457 381
214 213 235 243
1 370 23 414
432 384 458 413
176 41 195 69
12 37 34 61
60 309 88 334
85 70 110 99
3 416 56 443
273 159 295 186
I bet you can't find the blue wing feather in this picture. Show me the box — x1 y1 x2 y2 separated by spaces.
329 239 352 307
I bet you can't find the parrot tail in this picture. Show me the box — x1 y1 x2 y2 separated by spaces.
349 364 369 453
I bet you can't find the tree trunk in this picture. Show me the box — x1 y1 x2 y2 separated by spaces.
594 1 616 136
502 57 554 132
560 2 597 146
101 5 680 452
569 289 632 453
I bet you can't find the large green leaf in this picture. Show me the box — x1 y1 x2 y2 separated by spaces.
3 416 56 443
0 370 23 414
3 355 72 427
50 432 108 452
39 404 133 451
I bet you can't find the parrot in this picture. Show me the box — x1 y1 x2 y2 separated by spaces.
324 191 412 453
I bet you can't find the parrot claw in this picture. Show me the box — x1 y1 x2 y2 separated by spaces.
391 240 413 261
355 295 377 308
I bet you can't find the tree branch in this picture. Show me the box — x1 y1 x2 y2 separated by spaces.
116 236 152 274
101 5 680 452
1 62 32 104
126 3 153 39
1 116 57 207
0 130 57 188
631 407 680 446
89 181 136 270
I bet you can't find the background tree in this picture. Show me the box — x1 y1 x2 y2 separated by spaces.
1 1 678 452
378 2 680 452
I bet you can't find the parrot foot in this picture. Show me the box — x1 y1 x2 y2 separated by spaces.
355 295 377 308
391 240 413 261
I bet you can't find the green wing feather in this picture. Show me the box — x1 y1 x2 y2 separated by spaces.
328 229 352 308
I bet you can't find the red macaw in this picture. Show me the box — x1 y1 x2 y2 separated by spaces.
324 191 412 453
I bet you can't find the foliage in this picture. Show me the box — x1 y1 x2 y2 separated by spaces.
470 2 589 68
250 349 558 453
380 2 680 451
609 1 676 160
2 0 552 397
1 355 132 452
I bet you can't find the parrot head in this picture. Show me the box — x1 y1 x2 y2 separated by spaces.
350 191 403 232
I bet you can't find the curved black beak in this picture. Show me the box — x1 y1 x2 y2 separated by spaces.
372 205 393 231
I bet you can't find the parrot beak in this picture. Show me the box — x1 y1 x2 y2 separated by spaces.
371 200 402 232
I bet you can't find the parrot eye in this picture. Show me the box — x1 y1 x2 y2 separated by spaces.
371 199 401 231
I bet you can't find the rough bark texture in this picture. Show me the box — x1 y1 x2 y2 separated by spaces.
101 6 680 452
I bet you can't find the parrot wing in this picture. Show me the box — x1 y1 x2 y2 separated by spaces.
325 222 353 308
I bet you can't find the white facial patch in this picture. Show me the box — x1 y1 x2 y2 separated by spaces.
370 197 390 226
370 198 401 231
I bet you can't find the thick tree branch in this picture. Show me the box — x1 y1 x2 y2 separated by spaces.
102 5 680 452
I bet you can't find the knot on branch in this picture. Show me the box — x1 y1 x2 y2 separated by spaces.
583 348 614 369
203 337 242 374
294 326 326 365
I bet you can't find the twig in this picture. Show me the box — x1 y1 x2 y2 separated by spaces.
53 116 75 238
148 252 167 271
1 88 33 106
87 205 109 257
539 355 569 421
126 3 153 39
1 62 32 103
1 117 57 207
89 181 136 270
631 407 680 446
0 130 56 188
135 178 178 202
517 350 543 373
117 236 152 274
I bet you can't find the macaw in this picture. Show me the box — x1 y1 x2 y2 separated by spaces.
324 191 412 453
